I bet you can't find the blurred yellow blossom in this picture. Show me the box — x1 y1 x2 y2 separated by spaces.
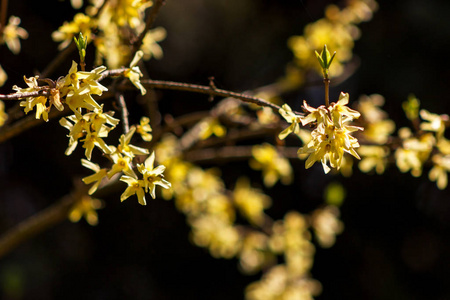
395 128 434 177
68 195 103 226
141 26 167 60
357 94 395 144
429 154 450 190
249 144 293 187
0 16 28 54
190 215 241 259
245 264 321 300
311 206 343 248
358 145 390 174
420 109 448 140
198 117 227 140
287 0 377 82
239 232 274 274
52 13 94 50
233 177 271 226
136 116 153 141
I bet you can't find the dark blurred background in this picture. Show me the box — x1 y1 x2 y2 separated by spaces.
1 0 450 299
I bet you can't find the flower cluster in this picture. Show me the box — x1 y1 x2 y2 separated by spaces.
286 0 378 85
10 50 171 205
279 92 363 174
353 93 450 190
52 0 166 68
245 212 322 300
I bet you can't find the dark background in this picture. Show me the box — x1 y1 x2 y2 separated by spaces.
1 0 450 299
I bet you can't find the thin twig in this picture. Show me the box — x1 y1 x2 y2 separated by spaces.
116 93 130 133
142 79 285 112
0 89 50 101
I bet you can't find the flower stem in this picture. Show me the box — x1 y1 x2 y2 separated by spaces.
324 76 330 108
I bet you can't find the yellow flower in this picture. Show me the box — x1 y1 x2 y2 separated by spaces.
299 101 328 126
68 196 103 226
358 145 389 174
77 65 108 95
420 109 448 140
278 104 302 140
14 76 50 122
429 154 450 190
136 116 153 141
117 126 149 158
364 120 395 144
328 92 361 126
124 50 147 95
20 95 49 121
311 205 343 248
81 127 112 160
120 175 147 205
298 94 362 173
107 149 136 179
60 114 90 155
88 108 120 133
140 27 166 60
198 117 226 140
0 16 28 54
233 177 271 226
190 215 241 259
137 151 171 199
249 143 292 187
357 94 389 123
52 13 94 50
395 129 434 177
239 232 274 274
60 62 107 116
81 159 108 195
299 119 362 174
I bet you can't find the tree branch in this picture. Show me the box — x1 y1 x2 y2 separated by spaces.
0 194 76 258
142 79 284 112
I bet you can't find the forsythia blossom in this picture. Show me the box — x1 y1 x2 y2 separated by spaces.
137 151 172 199
280 92 363 173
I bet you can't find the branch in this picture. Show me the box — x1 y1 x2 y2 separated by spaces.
0 194 76 258
142 79 284 112
0 89 50 101
116 93 130 133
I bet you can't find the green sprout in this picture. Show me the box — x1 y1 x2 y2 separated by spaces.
74 32 88 70
315 44 336 78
